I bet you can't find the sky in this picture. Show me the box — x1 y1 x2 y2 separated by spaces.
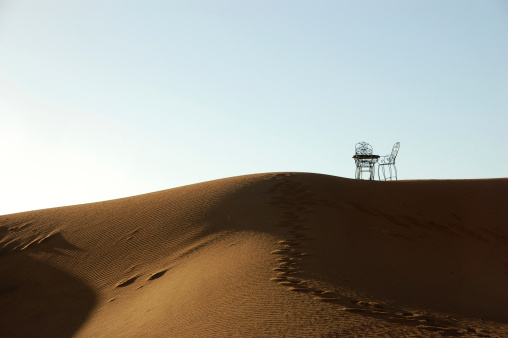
0 0 507 215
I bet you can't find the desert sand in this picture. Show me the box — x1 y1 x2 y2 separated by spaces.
1 172 507 337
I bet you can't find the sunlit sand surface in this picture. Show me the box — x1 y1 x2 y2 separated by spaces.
1 173 507 337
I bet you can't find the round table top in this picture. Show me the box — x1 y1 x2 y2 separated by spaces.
352 154 380 159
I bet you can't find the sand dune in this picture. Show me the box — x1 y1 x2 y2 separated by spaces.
1 172 507 337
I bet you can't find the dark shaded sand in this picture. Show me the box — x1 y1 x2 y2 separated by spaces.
1 173 507 337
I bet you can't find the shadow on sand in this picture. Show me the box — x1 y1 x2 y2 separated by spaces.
0 229 96 338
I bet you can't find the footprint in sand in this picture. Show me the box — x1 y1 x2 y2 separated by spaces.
277 270 298 276
278 281 300 286
275 264 293 271
270 249 293 255
147 269 168 281
116 276 138 288
289 251 308 257
272 267 296 272
268 177 317 297
288 286 312 293
277 240 299 246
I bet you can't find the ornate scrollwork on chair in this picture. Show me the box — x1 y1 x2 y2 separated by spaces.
355 142 373 156
378 142 400 181
354 142 377 180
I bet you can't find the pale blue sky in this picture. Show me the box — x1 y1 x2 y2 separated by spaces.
1 0 507 215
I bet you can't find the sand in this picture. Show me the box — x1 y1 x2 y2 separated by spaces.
1 172 507 337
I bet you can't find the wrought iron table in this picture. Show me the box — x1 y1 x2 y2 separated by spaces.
352 154 380 180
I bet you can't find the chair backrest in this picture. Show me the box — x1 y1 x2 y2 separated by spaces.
355 142 373 155
391 142 400 160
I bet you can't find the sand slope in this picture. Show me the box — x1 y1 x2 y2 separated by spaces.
1 172 507 337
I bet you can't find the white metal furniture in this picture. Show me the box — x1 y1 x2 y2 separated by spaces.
353 142 379 180
378 142 400 181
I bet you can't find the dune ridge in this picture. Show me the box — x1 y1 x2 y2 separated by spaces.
1 172 507 337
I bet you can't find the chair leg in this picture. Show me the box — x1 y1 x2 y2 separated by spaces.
377 164 397 181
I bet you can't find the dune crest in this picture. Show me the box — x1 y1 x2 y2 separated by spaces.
1 172 507 336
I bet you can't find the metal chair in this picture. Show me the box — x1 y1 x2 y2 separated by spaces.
378 142 400 181
354 142 377 180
